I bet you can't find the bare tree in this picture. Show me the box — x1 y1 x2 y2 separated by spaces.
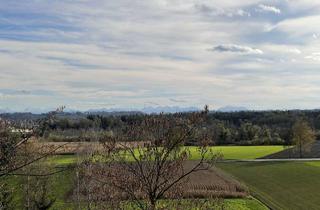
0 107 70 209
292 118 316 158
28 167 57 210
0 107 67 178
0 119 21 178
81 106 220 210
17 143 60 210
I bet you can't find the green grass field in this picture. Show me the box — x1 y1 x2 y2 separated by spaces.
6 169 75 210
218 161 320 210
5 169 267 210
221 198 268 210
7 145 285 209
5 145 281 209
122 198 267 210
189 145 285 160
49 154 77 165
49 145 285 165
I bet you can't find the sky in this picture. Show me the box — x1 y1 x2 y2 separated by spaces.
1 0 320 112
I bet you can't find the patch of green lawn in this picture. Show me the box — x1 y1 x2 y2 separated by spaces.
223 198 268 210
5 171 266 210
49 145 286 165
121 198 267 210
41 145 286 209
218 161 320 210
189 145 285 160
5 168 75 210
3 157 75 210
4 150 274 210
159 198 268 210
49 169 75 210
49 154 77 165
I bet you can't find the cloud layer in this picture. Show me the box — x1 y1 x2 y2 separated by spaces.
212 44 263 54
1 0 320 111
257 4 281 14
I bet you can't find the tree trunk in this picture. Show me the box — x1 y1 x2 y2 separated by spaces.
76 154 81 210
149 199 156 210
299 142 303 158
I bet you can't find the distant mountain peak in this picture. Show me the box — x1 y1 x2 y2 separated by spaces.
86 106 200 114
217 106 248 112
141 106 199 114
0 106 202 115
0 108 11 114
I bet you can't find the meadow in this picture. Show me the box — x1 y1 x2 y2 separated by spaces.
49 145 286 165
5 144 283 209
6 166 267 210
188 145 285 160
218 161 320 210
7 169 75 210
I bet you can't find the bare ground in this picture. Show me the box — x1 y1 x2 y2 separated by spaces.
182 161 248 198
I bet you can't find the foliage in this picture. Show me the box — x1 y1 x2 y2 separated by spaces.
20 164 57 210
292 118 316 158
0 107 66 178
0 120 20 176
14 109 320 145
77 107 224 210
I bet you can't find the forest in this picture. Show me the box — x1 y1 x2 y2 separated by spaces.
2 109 320 145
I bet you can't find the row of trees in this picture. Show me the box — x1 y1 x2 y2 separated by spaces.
75 107 220 209
0 107 221 209
34 109 320 145
0 106 316 209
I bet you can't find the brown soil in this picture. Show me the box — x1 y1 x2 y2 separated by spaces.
182 161 248 198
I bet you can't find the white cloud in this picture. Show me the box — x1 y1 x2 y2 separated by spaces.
236 9 251 17
257 4 281 14
305 53 320 61
287 48 302 54
1 0 320 111
285 0 320 12
313 33 319 39
266 15 320 43
195 4 251 17
212 44 263 54
169 98 187 103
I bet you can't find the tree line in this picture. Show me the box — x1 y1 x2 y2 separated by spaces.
24 109 320 145
0 107 316 209
0 106 222 209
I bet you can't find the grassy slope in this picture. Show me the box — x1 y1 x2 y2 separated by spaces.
54 198 268 210
218 161 320 210
6 172 267 210
127 198 268 210
189 146 285 160
7 169 74 210
49 154 77 165
6 144 280 209
50 145 286 165
224 198 268 210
